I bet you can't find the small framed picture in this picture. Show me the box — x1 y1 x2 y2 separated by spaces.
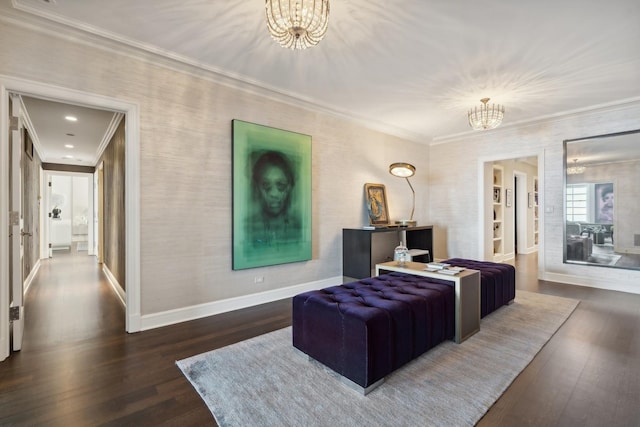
364 183 390 226
505 189 512 207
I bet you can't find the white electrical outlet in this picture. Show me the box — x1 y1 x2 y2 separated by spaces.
254 276 264 284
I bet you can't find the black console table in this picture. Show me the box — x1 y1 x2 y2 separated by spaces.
342 226 434 279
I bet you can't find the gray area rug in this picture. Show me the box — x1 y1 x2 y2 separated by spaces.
588 253 621 266
177 291 579 426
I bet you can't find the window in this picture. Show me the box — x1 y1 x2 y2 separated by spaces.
566 184 588 222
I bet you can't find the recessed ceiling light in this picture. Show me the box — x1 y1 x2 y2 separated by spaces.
64 144 74 148
65 116 77 122
63 155 74 159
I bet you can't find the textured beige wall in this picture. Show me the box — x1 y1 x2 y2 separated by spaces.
3 8 638 308
0 18 429 314
430 105 640 291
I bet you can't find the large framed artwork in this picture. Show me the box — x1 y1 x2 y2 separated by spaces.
594 182 614 224
232 120 312 270
364 183 390 226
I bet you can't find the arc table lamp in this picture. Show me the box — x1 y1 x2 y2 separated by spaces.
389 162 416 227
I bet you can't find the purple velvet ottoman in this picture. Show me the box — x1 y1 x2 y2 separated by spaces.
443 258 516 317
292 272 454 393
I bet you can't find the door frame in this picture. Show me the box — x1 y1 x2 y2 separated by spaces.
44 171 95 256
1 75 141 361
513 170 529 253
9 96 24 351
97 163 104 263
478 151 544 270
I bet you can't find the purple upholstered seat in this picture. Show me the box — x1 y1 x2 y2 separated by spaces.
443 258 516 317
292 272 454 389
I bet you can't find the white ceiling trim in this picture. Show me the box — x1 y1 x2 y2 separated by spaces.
5 4 431 143
431 96 640 146
6 2 640 146
6 3 428 144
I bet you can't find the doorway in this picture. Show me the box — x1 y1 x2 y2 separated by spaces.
1 76 141 361
481 156 541 263
46 172 94 257
514 171 529 255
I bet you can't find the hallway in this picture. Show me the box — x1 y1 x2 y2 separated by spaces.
0 253 290 425
23 253 124 347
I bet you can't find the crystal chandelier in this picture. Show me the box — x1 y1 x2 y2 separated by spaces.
468 98 505 130
265 0 330 50
567 159 586 175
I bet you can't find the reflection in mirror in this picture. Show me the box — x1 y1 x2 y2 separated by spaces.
564 129 640 270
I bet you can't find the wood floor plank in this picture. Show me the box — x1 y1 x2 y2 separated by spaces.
1 252 639 426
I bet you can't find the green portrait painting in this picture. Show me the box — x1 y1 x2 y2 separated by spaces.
232 120 312 270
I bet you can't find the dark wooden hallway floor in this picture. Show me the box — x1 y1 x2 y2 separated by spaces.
0 253 290 425
1 252 639 426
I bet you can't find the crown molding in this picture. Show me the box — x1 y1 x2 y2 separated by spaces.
432 97 640 146
5 2 427 144
6 2 639 147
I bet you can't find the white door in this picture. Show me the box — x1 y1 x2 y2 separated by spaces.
9 94 24 351
46 174 53 257
97 163 104 263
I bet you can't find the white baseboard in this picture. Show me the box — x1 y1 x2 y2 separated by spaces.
0 336 7 362
103 265 126 306
139 275 343 331
502 251 516 261
544 272 640 295
519 246 538 255
23 259 41 296
127 313 141 333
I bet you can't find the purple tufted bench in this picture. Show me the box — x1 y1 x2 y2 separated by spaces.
443 258 515 317
292 272 455 393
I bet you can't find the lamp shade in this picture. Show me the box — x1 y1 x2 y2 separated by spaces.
389 162 417 225
389 163 416 178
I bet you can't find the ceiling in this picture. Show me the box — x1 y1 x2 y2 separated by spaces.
9 0 640 160
21 96 118 166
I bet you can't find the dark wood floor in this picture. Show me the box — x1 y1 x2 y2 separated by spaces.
1 252 639 426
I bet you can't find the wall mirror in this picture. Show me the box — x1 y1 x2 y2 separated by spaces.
564 129 640 270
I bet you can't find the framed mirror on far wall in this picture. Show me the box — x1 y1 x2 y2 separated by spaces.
564 129 640 270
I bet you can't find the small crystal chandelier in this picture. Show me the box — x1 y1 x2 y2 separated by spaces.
567 159 586 175
265 0 330 50
468 98 505 130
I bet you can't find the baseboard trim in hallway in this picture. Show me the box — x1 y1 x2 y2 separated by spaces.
103 264 126 307
23 259 41 296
